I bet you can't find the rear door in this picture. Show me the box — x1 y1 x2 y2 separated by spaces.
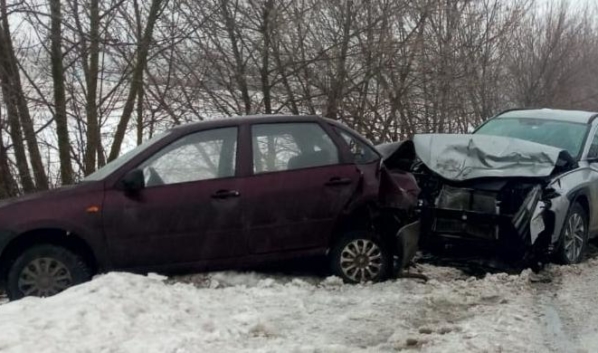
102 127 245 269
243 122 361 254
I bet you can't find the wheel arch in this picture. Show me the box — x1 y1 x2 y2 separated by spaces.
0 228 99 284
328 200 401 256
574 193 590 219
566 188 592 235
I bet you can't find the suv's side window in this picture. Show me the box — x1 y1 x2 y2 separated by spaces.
139 127 237 187
588 128 598 159
252 123 339 174
333 126 379 164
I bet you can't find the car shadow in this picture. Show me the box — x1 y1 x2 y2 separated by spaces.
246 255 331 279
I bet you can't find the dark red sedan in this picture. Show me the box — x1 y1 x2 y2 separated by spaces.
0 115 418 300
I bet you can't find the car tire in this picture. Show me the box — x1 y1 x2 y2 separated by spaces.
6 244 92 300
330 231 392 284
555 202 589 265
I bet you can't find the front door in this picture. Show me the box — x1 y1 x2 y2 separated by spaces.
585 127 598 235
103 127 244 269
244 122 361 254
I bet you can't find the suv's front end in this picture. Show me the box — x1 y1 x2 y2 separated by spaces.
389 109 594 269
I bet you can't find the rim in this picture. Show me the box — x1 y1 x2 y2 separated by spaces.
340 239 383 282
17 257 73 297
564 212 585 262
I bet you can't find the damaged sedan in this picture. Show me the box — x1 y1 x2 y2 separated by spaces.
382 108 598 269
0 115 419 300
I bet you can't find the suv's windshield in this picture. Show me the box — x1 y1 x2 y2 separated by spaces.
84 131 171 181
475 118 589 158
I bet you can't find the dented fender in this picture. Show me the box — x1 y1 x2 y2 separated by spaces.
537 194 570 245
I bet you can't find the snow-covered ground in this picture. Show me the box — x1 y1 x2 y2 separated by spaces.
0 261 597 353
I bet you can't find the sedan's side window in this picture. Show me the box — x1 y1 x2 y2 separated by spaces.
333 127 379 164
588 130 598 159
252 123 339 174
139 127 237 187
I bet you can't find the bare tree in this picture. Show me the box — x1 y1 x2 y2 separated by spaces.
506 1 597 109
109 0 169 161
49 0 74 184
0 0 48 191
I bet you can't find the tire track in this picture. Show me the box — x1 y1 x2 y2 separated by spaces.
531 278 579 353
531 245 598 353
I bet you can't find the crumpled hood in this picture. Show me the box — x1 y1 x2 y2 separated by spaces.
412 134 576 181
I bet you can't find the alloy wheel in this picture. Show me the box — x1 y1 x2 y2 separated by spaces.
17 257 73 297
564 212 585 262
339 239 383 282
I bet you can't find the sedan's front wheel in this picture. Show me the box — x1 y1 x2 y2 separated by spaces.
330 232 392 283
556 202 589 265
6 244 92 300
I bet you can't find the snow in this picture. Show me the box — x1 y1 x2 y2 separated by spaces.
1 261 598 352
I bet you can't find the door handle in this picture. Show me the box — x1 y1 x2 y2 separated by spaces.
211 189 240 199
325 177 352 186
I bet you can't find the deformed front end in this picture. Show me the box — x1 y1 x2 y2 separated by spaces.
374 142 421 271
379 134 579 268
420 180 558 265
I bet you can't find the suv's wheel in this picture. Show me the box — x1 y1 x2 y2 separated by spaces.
6 244 92 300
556 202 589 265
330 232 391 283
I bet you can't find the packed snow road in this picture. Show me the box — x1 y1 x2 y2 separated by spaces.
0 260 597 353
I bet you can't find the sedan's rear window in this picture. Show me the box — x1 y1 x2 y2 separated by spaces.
475 118 589 158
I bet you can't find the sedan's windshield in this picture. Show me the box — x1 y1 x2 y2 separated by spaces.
84 131 171 181
475 118 589 158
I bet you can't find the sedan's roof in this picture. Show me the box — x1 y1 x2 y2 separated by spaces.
498 108 598 124
170 114 326 133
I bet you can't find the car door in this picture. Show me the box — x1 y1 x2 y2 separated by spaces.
102 127 245 269
584 126 598 235
244 122 361 254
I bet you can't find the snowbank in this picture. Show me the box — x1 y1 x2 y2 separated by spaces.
0 262 596 353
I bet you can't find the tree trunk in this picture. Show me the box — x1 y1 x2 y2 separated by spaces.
136 84 144 145
0 120 18 198
325 0 353 120
135 0 144 145
108 0 166 161
0 23 33 192
0 74 33 192
83 0 101 175
260 0 274 114
0 0 48 190
221 0 251 114
49 0 74 185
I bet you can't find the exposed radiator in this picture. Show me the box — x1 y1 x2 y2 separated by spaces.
433 185 500 239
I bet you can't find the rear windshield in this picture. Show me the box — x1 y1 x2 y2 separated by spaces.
475 118 589 158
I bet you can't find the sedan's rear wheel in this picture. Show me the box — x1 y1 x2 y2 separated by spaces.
556 202 588 265
330 232 391 283
6 244 91 300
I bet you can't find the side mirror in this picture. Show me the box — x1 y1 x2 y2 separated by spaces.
120 169 145 192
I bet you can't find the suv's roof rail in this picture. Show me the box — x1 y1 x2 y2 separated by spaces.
492 107 535 118
495 108 598 124
588 113 598 124
473 108 534 133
